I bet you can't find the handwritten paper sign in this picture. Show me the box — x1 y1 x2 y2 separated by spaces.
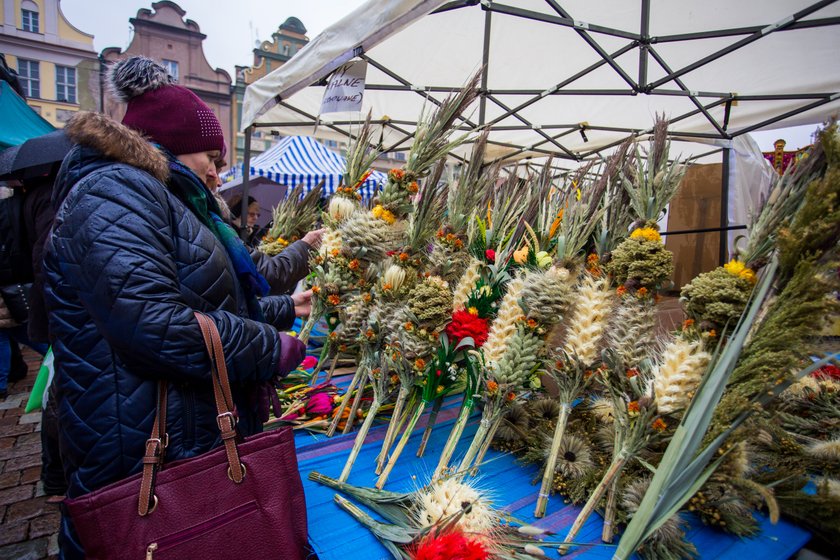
320 60 367 114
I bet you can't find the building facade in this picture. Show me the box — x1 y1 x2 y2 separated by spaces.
230 16 309 165
0 0 99 127
101 1 232 160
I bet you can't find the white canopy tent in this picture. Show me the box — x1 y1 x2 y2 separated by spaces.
242 0 840 165
238 0 840 256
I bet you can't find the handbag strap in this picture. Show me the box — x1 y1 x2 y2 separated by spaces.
138 312 246 517
138 381 169 516
194 312 245 483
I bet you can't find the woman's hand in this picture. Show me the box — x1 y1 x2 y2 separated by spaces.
302 228 326 250
291 289 312 318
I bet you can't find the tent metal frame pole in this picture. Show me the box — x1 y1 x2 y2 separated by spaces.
240 125 253 241
483 41 638 129
484 1 639 40
653 16 840 43
479 3 492 125
720 147 731 265
647 46 729 137
431 0 479 15
639 0 650 88
361 84 640 95
486 127 581 165
667 97 729 128
542 0 639 90
731 94 840 136
360 54 479 129
646 0 837 91
485 94 579 159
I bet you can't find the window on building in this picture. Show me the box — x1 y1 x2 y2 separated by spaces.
162 59 179 82
21 4 39 33
283 44 290 56
17 59 40 99
55 66 77 103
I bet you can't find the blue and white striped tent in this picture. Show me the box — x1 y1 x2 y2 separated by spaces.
225 135 385 198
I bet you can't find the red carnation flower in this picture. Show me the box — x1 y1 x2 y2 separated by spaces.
411 530 488 560
813 364 840 381
446 310 490 347
485 249 496 263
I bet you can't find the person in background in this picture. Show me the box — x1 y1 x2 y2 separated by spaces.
20 169 69 501
228 193 264 247
209 162 324 296
0 183 49 398
43 57 309 559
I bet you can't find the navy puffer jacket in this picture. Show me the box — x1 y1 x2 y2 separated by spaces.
43 112 304 505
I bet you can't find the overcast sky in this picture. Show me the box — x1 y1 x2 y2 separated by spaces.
59 0 819 152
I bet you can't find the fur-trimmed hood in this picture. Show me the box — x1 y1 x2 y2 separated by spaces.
63 111 169 182
53 111 170 211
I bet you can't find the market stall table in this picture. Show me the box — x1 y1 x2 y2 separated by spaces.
291 373 811 560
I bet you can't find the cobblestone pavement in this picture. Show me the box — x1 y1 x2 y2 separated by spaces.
0 349 59 560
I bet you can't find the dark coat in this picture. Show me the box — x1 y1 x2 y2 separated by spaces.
22 177 53 343
253 239 312 296
43 112 305 507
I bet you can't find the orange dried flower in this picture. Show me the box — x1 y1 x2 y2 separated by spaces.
526 318 538 329
404 322 414 331
365 329 375 339
627 401 640 414
390 374 399 384
587 253 599 265
330 248 341 258
328 332 339 341
652 418 667 432
506 392 516 402
362 293 372 303
636 287 649 298
682 318 695 330
327 295 341 306
311 285 321 294
399 252 409 262
708 329 717 339
454 239 464 249
414 358 426 371
407 181 419 194
486 380 499 394
338 344 348 353
382 282 393 291
616 286 627 296
626 368 639 378
389 168 405 182
348 259 360 271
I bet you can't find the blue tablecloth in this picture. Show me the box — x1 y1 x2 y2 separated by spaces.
293 377 811 560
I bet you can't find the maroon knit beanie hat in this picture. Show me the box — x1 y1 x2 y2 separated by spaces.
109 56 224 155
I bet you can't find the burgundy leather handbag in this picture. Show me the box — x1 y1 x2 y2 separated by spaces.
65 313 309 559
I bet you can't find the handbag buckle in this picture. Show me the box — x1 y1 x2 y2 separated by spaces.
216 411 237 432
145 438 163 457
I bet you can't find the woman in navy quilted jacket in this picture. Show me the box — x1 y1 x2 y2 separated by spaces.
42 57 309 559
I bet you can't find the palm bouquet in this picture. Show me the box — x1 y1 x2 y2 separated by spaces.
258 182 323 256
432 170 547 479
615 124 837 559
310 471 569 559
300 114 383 344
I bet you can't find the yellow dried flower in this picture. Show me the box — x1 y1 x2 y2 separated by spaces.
630 227 662 243
371 204 396 224
723 259 757 284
